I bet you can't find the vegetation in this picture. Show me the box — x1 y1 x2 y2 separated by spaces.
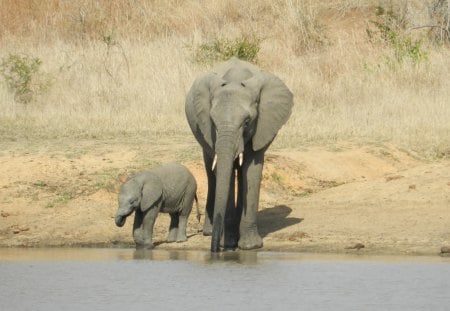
0 0 449 158
194 37 261 64
0 54 50 103
368 4 429 66
45 190 74 209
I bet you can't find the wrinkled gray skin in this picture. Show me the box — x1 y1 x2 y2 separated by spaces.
115 163 198 249
185 57 293 252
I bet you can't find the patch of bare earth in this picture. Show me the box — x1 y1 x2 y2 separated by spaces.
1 140 449 256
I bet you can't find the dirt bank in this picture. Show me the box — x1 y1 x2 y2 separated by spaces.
1 139 449 256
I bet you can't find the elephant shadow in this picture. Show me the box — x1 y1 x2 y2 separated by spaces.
258 205 303 238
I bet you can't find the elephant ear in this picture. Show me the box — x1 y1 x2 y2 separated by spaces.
252 72 293 151
140 175 163 212
185 72 224 153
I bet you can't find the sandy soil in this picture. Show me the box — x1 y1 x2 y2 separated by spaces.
1 138 449 256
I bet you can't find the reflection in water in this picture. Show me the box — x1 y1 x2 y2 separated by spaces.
132 249 259 264
206 250 258 264
1 248 450 311
133 249 201 261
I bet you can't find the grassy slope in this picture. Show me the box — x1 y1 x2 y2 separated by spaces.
0 0 449 158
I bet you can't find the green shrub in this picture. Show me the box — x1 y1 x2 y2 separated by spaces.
367 5 428 66
385 29 428 64
194 36 260 65
0 53 51 103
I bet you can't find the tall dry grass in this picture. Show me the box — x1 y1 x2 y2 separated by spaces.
0 0 449 158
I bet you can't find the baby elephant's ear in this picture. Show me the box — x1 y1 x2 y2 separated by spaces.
140 177 163 212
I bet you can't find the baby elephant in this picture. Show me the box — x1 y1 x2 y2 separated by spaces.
115 163 198 249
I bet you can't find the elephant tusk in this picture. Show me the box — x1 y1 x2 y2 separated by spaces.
211 154 217 171
239 153 243 166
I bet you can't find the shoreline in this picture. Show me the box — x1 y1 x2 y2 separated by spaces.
1 140 449 259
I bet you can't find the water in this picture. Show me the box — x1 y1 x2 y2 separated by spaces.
1 248 449 311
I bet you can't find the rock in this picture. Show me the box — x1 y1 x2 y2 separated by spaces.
441 246 450 254
19 226 30 232
385 175 404 182
11 225 30 234
345 243 365 250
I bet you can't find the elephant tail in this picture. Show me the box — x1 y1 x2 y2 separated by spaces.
194 193 201 223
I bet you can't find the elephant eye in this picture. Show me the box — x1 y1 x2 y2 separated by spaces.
241 82 246 87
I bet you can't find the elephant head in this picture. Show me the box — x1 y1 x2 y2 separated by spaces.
185 57 293 252
115 173 163 227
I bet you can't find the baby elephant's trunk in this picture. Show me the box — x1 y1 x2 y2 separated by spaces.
115 200 135 227
115 214 126 227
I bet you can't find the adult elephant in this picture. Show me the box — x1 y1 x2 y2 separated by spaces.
185 57 293 252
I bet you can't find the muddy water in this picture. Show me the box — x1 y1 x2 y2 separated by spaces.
1 248 449 311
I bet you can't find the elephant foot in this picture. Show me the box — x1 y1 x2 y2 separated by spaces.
203 221 212 236
223 243 237 251
168 237 187 243
176 235 188 243
135 242 154 250
222 227 239 250
238 232 263 250
220 235 238 251
167 230 178 243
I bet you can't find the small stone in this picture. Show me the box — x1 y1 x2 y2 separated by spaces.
19 226 30 232
441 246 450 254
345 243 365 250
408 184 416 190
385 175 404 182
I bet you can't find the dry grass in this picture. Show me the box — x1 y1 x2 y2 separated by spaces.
277 47 450 158
0 0 449 158
1 38 195 139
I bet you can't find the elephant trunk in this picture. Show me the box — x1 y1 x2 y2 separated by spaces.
211 129 238 252
115 214 126 227
115 204 134 227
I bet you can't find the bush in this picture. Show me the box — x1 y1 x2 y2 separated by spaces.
367 5 428 66
194 36 260 65
0 53 51 103
427 0 450 45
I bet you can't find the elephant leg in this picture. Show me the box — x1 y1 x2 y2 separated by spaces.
202 150 216 236
176 214 189 242
132 209 144 245
176 185 196 242
223 165 239 249
167 213 179 242
136 207 159 249
238 149 264 250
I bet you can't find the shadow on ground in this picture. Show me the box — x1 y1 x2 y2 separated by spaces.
258 205 303 237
